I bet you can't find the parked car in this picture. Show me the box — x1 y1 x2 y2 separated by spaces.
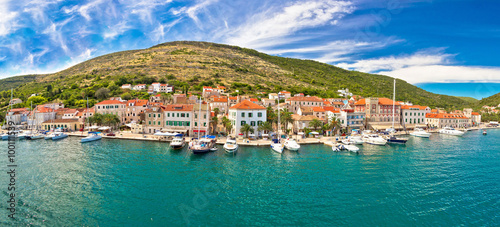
107 133 116 136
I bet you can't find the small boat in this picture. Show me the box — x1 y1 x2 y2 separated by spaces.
223 138 238 153
52 132 68 140
332 144 345 152
483 130 487 135
438 127 465 136
210 147 218 152
1 133 12 140
342 136 364 145
81 132 102 143
271 138 284 154
26 133 44 140
16 131 28 140
344 144 360 152
362 134 387 146
385 135 408 144
284 138 300 151
410 128 431 138
170 134 186 149
190 136 217 154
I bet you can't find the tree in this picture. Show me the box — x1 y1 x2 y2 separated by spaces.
280 110 293 134
257 121 273 135
309 119 323 132
325 117 341 136
221 116 232 135
160 93 172 104
211 116 218 135
240 124 254 138
121 92 132 100
95 88 110 100
27 96 47 105
89 113 104 125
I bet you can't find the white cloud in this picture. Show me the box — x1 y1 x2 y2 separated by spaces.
123 0 173 24
335 49 500 83
103 21 131 39
0 56 6 62
382 65 500 84
42 17 74 53
170 0 218 28
225 0 355 48
150 19 182 43
22 0 61 25
0 0 18 36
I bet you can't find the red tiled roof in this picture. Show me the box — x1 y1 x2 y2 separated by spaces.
332 101 344 105
9 108 28 112
96 100 126 105
471 112 480 116
249 98 258 102
213 97 228 102
128 99 148 106
228 97 238 100
401 105 429 110
354 98 400 106
425 113 469 119
287 96 323 102
312 107 325 112
164 104 194 111
323 106 340 113
230 100 266 110
64 109 78 114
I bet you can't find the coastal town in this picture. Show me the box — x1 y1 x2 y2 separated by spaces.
3 81 498 144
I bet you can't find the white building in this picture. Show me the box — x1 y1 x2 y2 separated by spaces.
133 84 147 91
337 88 353 98
151 82 161 92
164 104 194 136
228 100 266 137
121 84 132 89
401 105 431 128
339 109 365 129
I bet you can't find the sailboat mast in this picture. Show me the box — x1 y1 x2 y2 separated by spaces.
30 101 33 133
392 79 396 129
198 97 201 140
277 97 280 139
206 100 209 136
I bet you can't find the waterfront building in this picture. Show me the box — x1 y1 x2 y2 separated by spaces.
228 100 266 137
261 98 275 107
163 104 194 136
95 99 127 125
425 113 470 128
192 103 211 137
6 108 29 126
62 109 79 119
33 105 57 127
76 108 95 124
339 109 365 129
291 114 322 134
42 119 80 131
125 99 149 124
354 97 402 131
463 108 482 126
401 105 431 129
145 106 165 134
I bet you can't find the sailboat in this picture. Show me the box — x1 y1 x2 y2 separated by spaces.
1 89 17 140
190 98 216 154
26 101 43 140
271 97 284 153
385 79 408 144
81 98 101 143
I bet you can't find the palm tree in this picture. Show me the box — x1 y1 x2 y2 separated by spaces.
266 106 277 130
309 119 323 132
257 121 273 135
240 124 254 138
211 116 218 135
325 117 341 136
221 116 232 135
280 110 293 135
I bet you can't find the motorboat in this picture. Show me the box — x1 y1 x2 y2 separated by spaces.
342 136 364 145
223 138 238 153
44 133 54 140
483 130 487 135
410 128 431 138
362 134 387 146
190 136 216 154
170 135 186 149
284 138 300 151
26 133 44 140
1 133 14 140
81 132 102 143
52 131 68 140
438 127 465 136
271 139 284 154
16 131 28 140
384 135 408 144
344 144 360 152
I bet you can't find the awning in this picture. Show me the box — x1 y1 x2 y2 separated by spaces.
124 124 132 128
89 126 99 129
297 132 304 135
98 126 111 130
309 132 319 135
369 123 403 130
154 132 177 136
193 130 206 132
262 134 269 137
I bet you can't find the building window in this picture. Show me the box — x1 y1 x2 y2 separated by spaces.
149 121 151 125
158 121 161 125
241 121 246 126
187 113 189 117
249 113 253 118
181 113 185 117
258 112 262 117
241 112 245 117
195 122 197 126
251 121 256 126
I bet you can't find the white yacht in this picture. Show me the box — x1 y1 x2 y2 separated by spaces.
271 140 284 154
438 127 465 136
342 136 364 145
223 138 238 153
284 138 300 151
170 135 186 149
52 131 68 140
344 144 360 152
362 134 387 146
16 131 28 140
410 128 431 138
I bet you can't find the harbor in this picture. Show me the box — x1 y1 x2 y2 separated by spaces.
1 129 499 226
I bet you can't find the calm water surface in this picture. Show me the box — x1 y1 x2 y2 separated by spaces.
1 130 499 226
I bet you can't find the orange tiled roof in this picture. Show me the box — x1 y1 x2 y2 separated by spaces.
291 114 320 121
312 107 325 112
96 100 126 105
249 98 259 102
230 100 266 110
9 108 28 112
164 104 194 111
213 97 228 102
228 97 238 100
323 106 340 113
354 98 400 106
471 112 480 115
287 96 323 102
401 105 429 110
425 113 469 119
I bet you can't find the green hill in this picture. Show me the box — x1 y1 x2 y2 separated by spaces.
478 93 500 108
0 41 476 111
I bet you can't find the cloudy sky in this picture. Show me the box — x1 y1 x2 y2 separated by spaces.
1 0 500 86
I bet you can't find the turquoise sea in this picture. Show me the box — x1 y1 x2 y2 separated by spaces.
1 130 500 226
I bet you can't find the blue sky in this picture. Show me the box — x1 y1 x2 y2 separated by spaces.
1 0 500 94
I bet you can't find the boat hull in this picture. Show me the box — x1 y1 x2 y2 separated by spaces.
52 134 68 140
410 133 431 138
170 144 185 149
223 145 238 153
192 148 211 154
271 144 284 153
81 136 102 143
